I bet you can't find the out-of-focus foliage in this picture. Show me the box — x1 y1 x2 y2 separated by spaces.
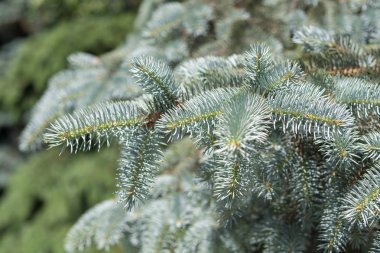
0 146 22 187
25 0 140 30
0 0 140 33
0 2 137 253
0 147 119 253
0 14 135 119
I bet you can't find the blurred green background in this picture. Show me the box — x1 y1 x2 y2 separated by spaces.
0 1 139 252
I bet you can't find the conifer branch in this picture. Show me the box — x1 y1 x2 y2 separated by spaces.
175 56 246 96
130 56 180 109
214 93 271 157
142 2 185 40
293 26 333 53
259 61 303 93
139 199 175 253
318 203 349 253
19 68 107 151
175 217 215 253
315 130 360 171
269 83 354 138
64 200 130 252
359 132 380 161
182 2 213 37
334 77 380 118
342 163 380 228
117 129 163 210
250 166 278 201
294 26 378 77
244 44 273 88
142 1 213 41
157 88 240 140
369 232 380 253
264 224 308 252
43 101 144 153
213 153 249 219
290 158 321 227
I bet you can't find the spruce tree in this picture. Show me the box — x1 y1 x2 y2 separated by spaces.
21 0 380 252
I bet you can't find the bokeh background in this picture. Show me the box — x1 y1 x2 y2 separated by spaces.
0 1 140 252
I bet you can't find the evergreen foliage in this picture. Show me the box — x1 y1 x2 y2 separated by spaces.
20 0 380 252
0 0 139 33
0 148 119 253
0 14 135 119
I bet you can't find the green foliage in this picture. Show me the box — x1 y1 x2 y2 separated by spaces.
0 148 119 253
0 0 139 31
0 14 135 118
0 146 22 187
25 0 138 27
